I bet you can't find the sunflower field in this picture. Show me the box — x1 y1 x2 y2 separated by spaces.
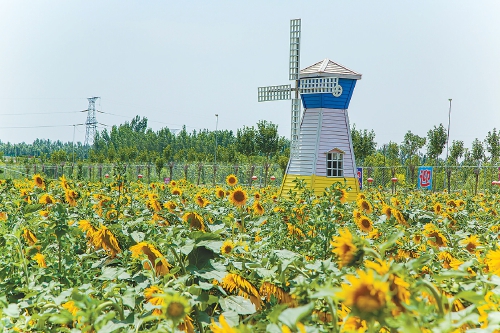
1 171 500 333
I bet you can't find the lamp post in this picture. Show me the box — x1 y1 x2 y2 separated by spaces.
214 114 219 164
445 99 452 192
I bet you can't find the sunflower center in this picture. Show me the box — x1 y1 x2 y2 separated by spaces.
166 301 185 318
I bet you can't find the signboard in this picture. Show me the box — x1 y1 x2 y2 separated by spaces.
418 166 433 190
356 167 363 190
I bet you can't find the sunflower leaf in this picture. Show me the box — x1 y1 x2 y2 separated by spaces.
278 302 314 327
219 296 256 315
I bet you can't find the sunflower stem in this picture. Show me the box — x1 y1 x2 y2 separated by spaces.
420 279 445 316
6 234 30 290
170 247 186 275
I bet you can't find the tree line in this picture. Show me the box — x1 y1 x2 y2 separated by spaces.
1 116 499 172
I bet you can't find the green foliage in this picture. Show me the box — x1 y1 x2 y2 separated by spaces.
426 123 447 163
351 124 376 164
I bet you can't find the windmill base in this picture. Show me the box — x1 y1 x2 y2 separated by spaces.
279 174 360 202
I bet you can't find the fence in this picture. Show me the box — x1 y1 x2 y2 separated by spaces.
359 165 500 193
2 163 500 193
0 163 284 188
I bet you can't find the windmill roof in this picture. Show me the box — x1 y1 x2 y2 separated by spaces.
299 58 362 80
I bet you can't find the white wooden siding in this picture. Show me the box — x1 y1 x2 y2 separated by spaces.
314 109 356 178
286 107 357 179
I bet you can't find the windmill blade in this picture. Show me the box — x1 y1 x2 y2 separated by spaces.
289 19 301 81
258 84 292 102
290 98 301 158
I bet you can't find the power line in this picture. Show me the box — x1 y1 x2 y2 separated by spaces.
0 123 85 129
0 110 87 116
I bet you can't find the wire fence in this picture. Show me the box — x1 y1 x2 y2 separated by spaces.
359 165 500 193
0 163 284 188
2 163 500 193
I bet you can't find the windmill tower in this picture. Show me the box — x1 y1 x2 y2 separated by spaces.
258 19 362 201
84 96 100 146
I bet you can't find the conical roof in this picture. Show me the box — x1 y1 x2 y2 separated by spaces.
299 58 362 80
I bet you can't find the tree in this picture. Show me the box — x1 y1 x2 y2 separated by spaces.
449 140 464 165
426 124 447 163
236 126 256 159
401 131 426 162
485 128 500 162
255 120 279 161
351 124 376 165
471 138 485 163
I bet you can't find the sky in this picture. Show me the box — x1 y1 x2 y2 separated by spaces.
0 1 499 151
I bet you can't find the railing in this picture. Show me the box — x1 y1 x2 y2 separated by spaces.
0 163 284 187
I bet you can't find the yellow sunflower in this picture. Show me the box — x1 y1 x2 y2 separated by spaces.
182 212 205 231
171 187 183 196
356 216 373 233
433 202 443 215
460 235 480 253
91 225 121 257
229 187 248 207
32 252 47 268
215 187 226 199
22 229 37 246
252 201 265 216
382 205 392 219
39 193 55 205
32 174 45 189
337 269 389 316
330 228 358 268
210 315 237 333
226 174 238 187
221 240 235 254
357 199 373 214
0 212 7 221
130 242 171 276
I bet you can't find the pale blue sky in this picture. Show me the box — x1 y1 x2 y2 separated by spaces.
1 1 499 154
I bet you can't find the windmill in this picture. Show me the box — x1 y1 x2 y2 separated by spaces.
258 19 362 201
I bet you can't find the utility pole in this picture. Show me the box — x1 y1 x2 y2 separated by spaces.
84 97 100 146
214 114 219 164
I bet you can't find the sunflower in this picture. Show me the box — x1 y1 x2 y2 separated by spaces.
32 174 45 189
220 273 261 309
182 212 205 231
424 225 447 248
163 201 177 212
229 187 248 207
64 189 78 207
130 242 170 276
382 205 392 219
195 194 209 208
215 187 226 199
226 174 238 187
22 229 37 246
144 285 165 316
259 281 296 306
32 252 47 268
357 193 367 200
147 199 162 212
106 209 118 220
62 301 78 316
393 209 407 226
337 269 389 316
252 201 265 216
433 203 443 215
210 315 237 333
221 240 235 254
164 293 191 322
356 216 373 232
352 209 362 220
0 212 7 221
59 175 70 190
171 187 183 196
330 228 358 268
254 192 261 200
357 199 373 214
91 225 121 257
460 235 480 253
39 194 55 205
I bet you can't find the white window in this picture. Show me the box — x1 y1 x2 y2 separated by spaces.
327 152 343 177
